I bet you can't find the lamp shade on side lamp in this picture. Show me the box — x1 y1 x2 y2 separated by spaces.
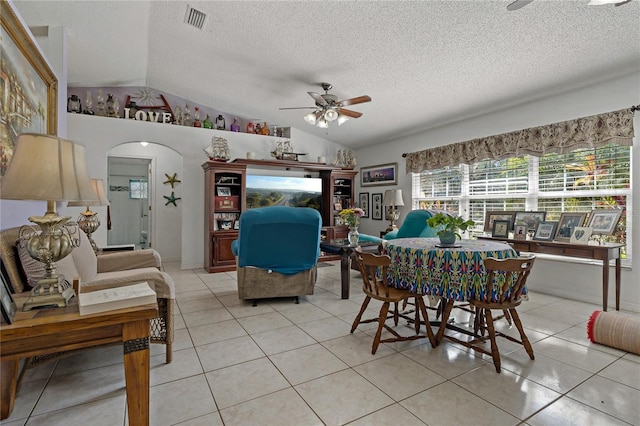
384 189 404 232
67 179 110 253
0 133 97 310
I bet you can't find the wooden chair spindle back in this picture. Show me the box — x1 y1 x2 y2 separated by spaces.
484 256 536 304
355 248 391 299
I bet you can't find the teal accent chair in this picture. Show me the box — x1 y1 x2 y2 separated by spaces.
231 206 322 305
358 209 444 244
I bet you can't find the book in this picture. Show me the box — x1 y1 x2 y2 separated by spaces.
79 282 156 315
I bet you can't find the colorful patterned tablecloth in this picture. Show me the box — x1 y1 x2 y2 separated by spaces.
382 238 519 302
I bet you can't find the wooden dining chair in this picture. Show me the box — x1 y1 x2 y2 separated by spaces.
351 248 436 354
438 256 536 373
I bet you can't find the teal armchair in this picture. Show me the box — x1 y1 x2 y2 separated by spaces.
231 206 322 305
359 209 444 244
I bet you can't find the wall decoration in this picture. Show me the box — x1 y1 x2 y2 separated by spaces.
360 163 398 187
587 209 623 236
163 173 181 188
163 192 181 206
372 193 383 220
1 1 58 177
359 193 370 218
554 212 587 242
484 211 515 232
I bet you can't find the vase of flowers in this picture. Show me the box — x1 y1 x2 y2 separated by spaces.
426 212 475 246
339 208 365 245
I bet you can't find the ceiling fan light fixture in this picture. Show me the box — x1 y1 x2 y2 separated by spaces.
324 108 339 122
304 112 318 125
337 115 349 126
317 119 329 129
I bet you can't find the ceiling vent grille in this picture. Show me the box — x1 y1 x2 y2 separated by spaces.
184 5 206 30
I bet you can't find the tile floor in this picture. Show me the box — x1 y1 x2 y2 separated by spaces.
4 261 640 426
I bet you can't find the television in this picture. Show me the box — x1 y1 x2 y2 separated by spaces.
245 175 322 212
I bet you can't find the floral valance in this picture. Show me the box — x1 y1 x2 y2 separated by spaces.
405 108 635 173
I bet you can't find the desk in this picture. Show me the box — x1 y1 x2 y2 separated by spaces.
319 240 380 299
1 294 157 425
382 238 518 300
477 236 623 311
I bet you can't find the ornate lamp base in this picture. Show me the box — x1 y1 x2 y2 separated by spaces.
77 210 101 253
22 277 75 311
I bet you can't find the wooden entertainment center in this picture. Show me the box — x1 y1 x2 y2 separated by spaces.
202 158 358 273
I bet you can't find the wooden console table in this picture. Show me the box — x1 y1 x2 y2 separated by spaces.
477 236 623 311
1 294 157 424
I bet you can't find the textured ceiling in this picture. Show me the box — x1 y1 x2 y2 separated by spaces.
13 0 640 148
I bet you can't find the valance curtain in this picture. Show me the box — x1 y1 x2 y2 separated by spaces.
405 108 635 173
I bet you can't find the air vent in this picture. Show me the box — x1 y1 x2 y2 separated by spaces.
184 5 206 30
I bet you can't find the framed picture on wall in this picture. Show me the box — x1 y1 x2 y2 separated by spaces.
359 193 369 218
372 193 383 220
360 163 398 187
587 209 622 235
554 212 587 242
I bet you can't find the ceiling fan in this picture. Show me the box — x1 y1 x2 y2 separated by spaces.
507 0 632 10
279 83 371 128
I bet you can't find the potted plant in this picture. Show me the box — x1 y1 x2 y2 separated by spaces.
427 212 475 246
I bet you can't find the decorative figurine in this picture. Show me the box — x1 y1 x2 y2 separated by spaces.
83 91 94 115
216 114 226 130
174 105 183 125
230 118 240 132
203 114 213 129
106 94 119 117
193 107 202 127
183 104 192 126
67 95 82 113
260 122 270 135
246 122 255 133
204 136 230 161
96 90 106 116
255 123 262 134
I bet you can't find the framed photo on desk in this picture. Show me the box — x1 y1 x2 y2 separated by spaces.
533 221 557 241
1 262 17 324
492 220 511 238
554 212 587 242
587 209 622 235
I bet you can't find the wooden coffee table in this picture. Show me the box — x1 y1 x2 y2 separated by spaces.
1 293 157 424
320 240 380 299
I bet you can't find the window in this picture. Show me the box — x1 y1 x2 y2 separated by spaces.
129 179 148 199
412 144 631 259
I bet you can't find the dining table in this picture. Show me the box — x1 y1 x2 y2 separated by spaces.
381 237 519 342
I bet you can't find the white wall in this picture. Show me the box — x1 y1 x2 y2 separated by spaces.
65 113 345 269
355 72 640 312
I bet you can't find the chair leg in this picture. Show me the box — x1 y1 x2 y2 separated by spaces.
372 302 390 354
294 296 299 304
415 296 436 348
413 298 421 335
510 308 534 360
393 302 399 326
484 309 501 373
351 296 372 333
435 299 455 345
252 299 258 307
165 342 172 364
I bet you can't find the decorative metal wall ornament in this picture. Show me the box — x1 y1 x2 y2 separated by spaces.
163 173 181 188
163 192 181 206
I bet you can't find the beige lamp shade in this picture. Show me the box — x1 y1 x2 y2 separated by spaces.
383 189 404 207
67 179 110 207
0 133 96 203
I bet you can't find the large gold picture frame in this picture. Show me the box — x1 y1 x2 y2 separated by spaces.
1 0 58 177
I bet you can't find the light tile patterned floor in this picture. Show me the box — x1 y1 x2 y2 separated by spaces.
5 261 640 426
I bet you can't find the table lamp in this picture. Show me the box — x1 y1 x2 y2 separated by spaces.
67 179 110 253
384 189 404 232
0 133 97 310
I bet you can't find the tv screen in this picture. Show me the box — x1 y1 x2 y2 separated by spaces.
246 175 322 211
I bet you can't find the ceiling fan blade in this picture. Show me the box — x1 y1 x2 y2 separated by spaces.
308 92 328 107
338 108 362 118
507 0 533 11
337 95 371 107
279 106 317 110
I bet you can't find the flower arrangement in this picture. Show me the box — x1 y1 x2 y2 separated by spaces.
339 208 365 228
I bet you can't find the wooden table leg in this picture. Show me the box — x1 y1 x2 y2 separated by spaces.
615 256 621 311
122 320 151 426
602 254 609 312
340 251 350 299
0 360 19 420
